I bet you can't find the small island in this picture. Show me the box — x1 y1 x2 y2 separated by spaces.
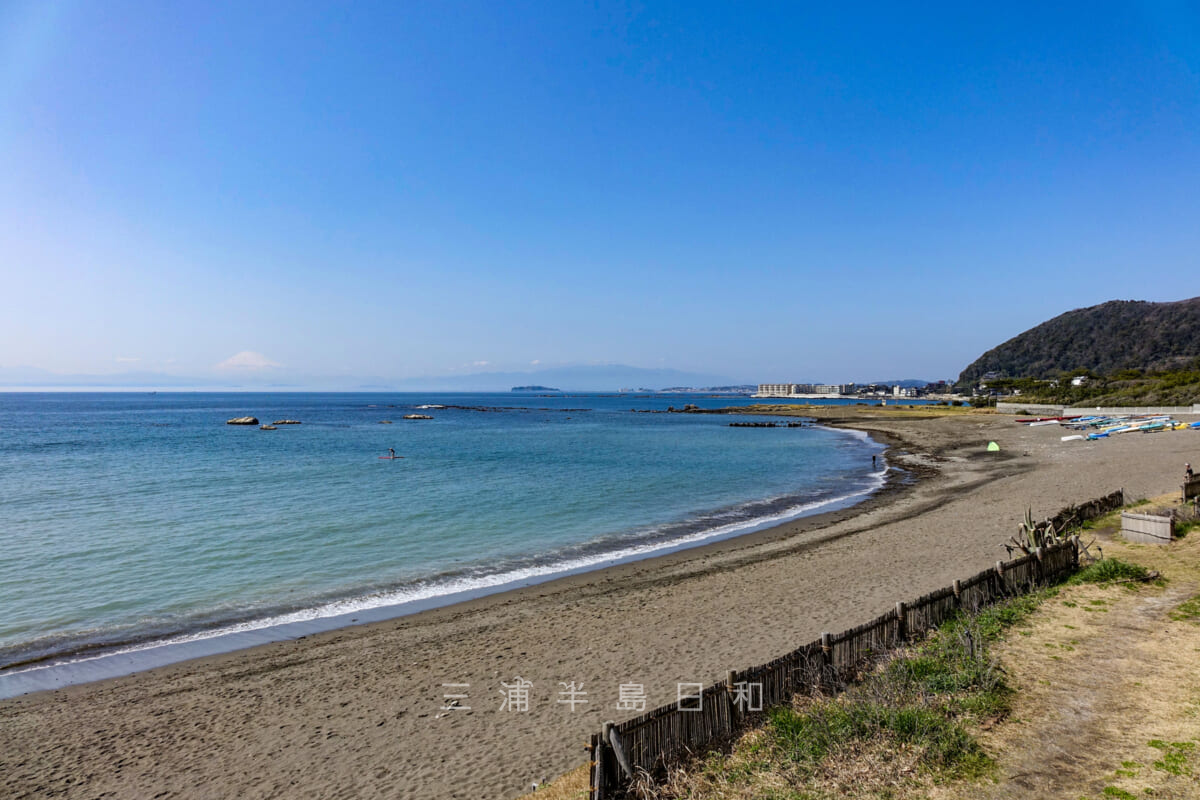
511 385 560 392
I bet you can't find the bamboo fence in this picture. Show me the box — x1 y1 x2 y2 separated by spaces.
588 490 1124 798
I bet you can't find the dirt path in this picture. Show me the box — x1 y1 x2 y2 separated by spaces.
947 530 1200 800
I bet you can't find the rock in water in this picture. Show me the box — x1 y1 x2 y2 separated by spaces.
272 419 301 425
226 416 259 425
403 414 433 420
259 425 278 430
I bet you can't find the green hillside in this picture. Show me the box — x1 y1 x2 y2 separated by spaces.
958 298 1200 385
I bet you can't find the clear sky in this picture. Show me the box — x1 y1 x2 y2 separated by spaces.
2 1 1199 387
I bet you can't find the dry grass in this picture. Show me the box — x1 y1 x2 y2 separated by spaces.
937 498 1200 800
636 597 1031 800
641 719 947 800
516 764 590 800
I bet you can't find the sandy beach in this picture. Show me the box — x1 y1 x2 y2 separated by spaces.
2 409 1195 800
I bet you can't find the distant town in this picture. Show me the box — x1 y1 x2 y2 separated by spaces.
513 381 962 398
751 381 953 399
598 381 957 398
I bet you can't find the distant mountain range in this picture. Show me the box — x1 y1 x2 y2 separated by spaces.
0 366 218 389
958 297 1200 384
390 365 739 392
0 364 741 393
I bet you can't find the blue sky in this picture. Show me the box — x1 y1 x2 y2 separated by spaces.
2 1 1198 387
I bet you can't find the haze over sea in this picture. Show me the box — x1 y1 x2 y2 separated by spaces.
0 392 890 676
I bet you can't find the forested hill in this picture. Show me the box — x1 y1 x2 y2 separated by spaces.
958 297 1200 384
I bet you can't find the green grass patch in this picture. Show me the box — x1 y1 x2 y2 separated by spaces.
1168 594 1200 624
1174 518 1200 539
1080 508 1124 532
759 593 1059 786
657 580 1118 798
1068 558 1150 585
769 701 991 779
1147 740 1196 777
1102 787 1138 799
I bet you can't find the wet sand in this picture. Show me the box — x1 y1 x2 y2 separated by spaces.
2 409 1194 799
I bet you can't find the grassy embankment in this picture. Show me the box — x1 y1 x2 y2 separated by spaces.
525 498 1200 800
982 369 1200 408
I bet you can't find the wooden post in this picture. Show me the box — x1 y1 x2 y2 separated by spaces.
587 734 596 799
727 669 739 728
895 601 907 642
1070 535 1081 569
820 632 833 688
594 729 606 800
952 579 962 606
606 722 633 781
1034 546 1044 582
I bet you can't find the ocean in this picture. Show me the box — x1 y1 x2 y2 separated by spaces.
0 392 890 688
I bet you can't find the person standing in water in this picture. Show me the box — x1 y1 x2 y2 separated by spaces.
389 448 396 459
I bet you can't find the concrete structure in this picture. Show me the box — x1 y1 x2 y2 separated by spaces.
813 384 857 395
756 383 796 397
995 403 1200 416
752 382 869 399
1121 512 1174 545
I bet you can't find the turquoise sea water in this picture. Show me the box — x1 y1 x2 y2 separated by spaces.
0 392 888 674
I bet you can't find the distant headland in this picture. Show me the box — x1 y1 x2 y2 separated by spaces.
511 385 561 392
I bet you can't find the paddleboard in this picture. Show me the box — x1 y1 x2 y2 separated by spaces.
378 456 405 459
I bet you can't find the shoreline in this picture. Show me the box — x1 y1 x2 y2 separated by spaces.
6 409 1191 800
0 419 894 697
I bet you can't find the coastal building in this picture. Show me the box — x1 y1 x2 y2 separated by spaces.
753 382 857 398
